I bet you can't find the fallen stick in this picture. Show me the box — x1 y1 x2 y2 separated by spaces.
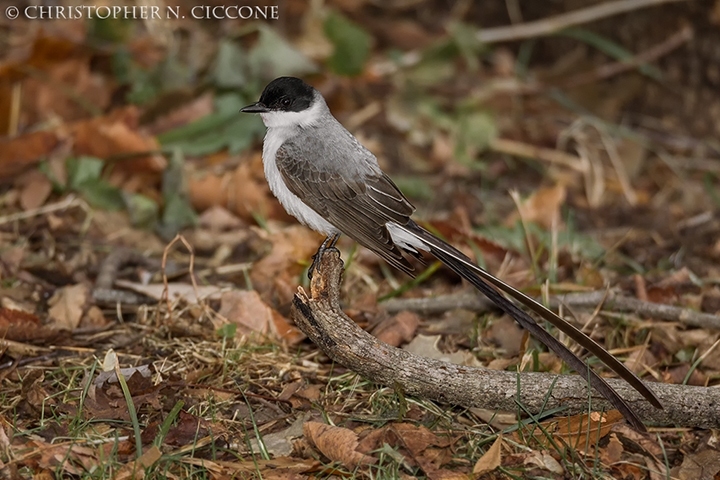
383 290 720 330
291 250 720 428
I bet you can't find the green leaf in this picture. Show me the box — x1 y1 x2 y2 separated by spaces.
75 181 125 211
124 192 159 229
157 149 197 238
214 40 248 88
216 323 237 339
323 11 372 76
448 22 485 70
67 156 104 190
454 111 497 165
392 176 433 201
38 160 67 192
225 115 267 154
158 93 266 156
159 193 197 238
248 25 317 79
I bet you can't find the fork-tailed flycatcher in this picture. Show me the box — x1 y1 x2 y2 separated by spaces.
241 76 661 431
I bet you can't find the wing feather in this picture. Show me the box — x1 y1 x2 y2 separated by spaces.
275 140 418 275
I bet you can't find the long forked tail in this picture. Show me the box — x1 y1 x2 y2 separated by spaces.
397 221 662 431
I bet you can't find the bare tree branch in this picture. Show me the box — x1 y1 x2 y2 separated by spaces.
291 251 720 429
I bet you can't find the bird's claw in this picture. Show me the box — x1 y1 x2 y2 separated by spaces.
308 246 340 280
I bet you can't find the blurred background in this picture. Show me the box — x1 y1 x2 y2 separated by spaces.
1 1 719 477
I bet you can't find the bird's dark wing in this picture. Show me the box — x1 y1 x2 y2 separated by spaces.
275 141 419 275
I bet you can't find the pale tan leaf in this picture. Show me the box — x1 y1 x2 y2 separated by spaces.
473 434 503 475
47 283 89 330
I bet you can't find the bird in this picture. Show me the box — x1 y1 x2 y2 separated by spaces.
240 76 662 431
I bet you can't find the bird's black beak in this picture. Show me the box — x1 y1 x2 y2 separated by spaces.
240 102 270 113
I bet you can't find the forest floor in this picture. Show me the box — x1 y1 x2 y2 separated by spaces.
1 0 719 478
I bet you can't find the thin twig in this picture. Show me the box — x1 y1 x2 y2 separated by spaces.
490 138 589 172
561 24 693 89
476 0 688 44
0 195 80 226
160 234 200 320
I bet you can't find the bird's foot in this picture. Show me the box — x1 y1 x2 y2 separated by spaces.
308 246 341 280
308 234 341 280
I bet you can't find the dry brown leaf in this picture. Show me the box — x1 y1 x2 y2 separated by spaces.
426 470 469 480
506 183 567 230
673 449 720 480
485 316 526 356
665 364 707 386
217 289 303 344
197 205 245 231
0 308 48 342
522 450 564 475
600 433 624 465
189 155 288 224
47 283 89 330
472 435 503 475
0 34 110 133
217 291 292 343
403 334 479 366
372 311 420 347
250 225 322 305
391 423 452 455
29 440 99 476
295 384 322 401
218 289 276 337
145 92 214 135
163 411 212 447
613 424 663 457
624 348 658 375
24 57 111 124
72 106 166 181
115 445 162 480
645 456 669 480
520 410 623 451
0 130 61 180
16 169 53 210
553 410 623 450
81 305 109 329
303 421 377 469
272 308 306 345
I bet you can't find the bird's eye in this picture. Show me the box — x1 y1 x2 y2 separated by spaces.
281 98 291 107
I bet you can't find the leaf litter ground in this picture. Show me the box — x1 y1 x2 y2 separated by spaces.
2 1 720 479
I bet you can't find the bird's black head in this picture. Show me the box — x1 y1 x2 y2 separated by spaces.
240 77 315 114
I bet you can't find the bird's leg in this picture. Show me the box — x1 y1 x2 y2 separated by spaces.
308 233 341 279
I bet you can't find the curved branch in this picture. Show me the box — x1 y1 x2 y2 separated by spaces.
291 250 720 429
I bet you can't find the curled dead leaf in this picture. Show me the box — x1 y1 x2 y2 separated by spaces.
303 421 377 469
